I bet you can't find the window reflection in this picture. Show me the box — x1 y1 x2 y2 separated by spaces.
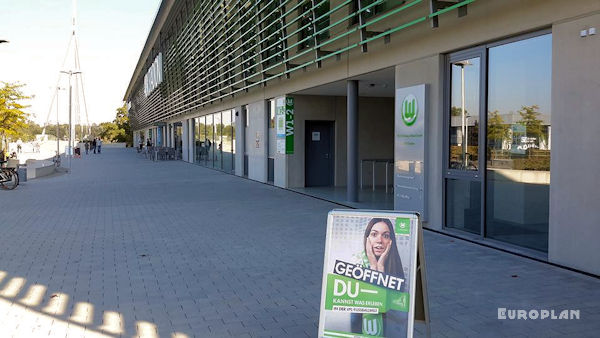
486 34 552 252
214 112 222 170
194 110 235 172
449 57 480 170
222 110 233 173
206 115 214 167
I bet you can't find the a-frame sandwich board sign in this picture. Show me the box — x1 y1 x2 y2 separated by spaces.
318 210 430 338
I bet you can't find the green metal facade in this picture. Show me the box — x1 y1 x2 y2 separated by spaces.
127 0 473 130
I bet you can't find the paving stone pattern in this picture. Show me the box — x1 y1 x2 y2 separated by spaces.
0 148 598 337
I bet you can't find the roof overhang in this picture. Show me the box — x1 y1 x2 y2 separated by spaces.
123 0 175 102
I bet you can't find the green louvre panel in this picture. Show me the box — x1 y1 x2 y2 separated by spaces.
285 97 294 154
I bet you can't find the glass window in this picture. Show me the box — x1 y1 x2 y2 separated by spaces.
194 118 201 163
206 114 214 167
269 99 275 128
214 112 222 170
199 116 207 165
446 179 481 234
298 2 330 50
232 111 236 172
261 1 283 67
222 110 233 173
485 34 552 252
449 57 480 171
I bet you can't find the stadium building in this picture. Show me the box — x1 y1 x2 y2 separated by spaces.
124 0 600 275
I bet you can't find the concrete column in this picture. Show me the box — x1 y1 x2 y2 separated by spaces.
247 101 268 182
234 106 245 176
347 80 359 202
170 124 174 147
188 119 195 162
182 120 189 162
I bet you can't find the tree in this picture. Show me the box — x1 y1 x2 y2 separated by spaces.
99 122 124 141
451 106 467 117
518 105 545 146
0 82 30 151
487 110 510 150
98 104 132 145
114 104 133 145
18 120 43 142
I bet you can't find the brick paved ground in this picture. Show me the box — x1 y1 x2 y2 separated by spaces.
0 148 598 337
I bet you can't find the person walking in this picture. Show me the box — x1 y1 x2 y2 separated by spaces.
97 138 102 154
92 138 97 154
16 139 22 154
84 141 90 155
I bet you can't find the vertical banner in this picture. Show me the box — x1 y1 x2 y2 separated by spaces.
318 210 428 338
395 85 426 217
285 97 294 154
276 96 294 154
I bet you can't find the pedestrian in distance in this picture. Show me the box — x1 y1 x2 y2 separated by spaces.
84 141 89 155
16 139 23 154
97 138 102 154
92 138 97 154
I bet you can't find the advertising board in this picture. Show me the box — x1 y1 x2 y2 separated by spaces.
318 210 429 337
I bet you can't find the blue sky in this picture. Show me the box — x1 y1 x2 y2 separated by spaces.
0 0 161 124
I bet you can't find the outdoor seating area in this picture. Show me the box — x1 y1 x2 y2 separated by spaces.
140 146 181 161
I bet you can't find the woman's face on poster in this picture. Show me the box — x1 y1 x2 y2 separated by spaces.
368 221 392 257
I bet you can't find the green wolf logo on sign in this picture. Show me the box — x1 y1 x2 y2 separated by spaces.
401 94 418 126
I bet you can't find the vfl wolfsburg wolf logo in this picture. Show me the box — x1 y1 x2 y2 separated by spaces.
401 94 418 126
362 314 383 336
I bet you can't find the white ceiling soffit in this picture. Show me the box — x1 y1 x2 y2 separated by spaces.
293 67 395 97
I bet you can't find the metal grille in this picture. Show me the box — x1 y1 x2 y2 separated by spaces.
128 0 474 130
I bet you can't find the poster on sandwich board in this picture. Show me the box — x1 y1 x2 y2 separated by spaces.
318 210 429 338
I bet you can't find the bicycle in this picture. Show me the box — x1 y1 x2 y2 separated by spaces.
0 161 19 190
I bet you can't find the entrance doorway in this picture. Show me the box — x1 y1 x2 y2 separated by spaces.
305 121 334 187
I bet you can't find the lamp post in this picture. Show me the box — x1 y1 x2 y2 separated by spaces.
60 70 81 173
56 86 65 158
0 41 7 156
455 60 472 168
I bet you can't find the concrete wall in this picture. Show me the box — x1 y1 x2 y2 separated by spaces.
395 55 443 227
246 100 268 183
549 13 600 275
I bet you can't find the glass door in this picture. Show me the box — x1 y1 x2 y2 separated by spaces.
444 49 486 235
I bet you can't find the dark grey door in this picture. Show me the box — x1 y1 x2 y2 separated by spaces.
305 121 334 187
